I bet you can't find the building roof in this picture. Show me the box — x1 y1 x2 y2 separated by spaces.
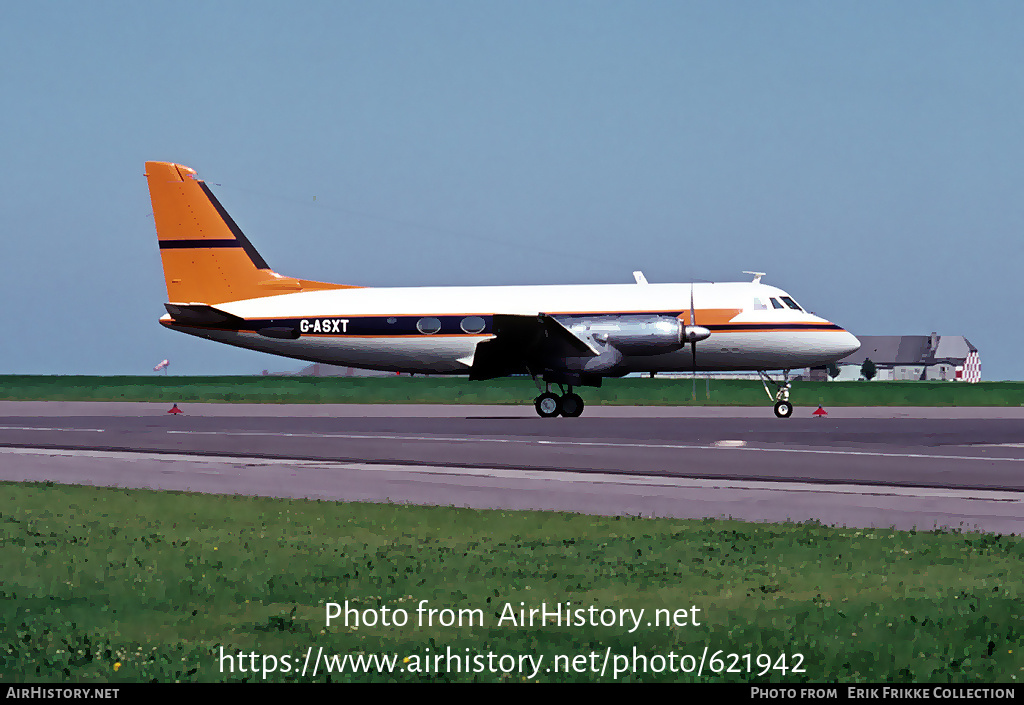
839 336 922 365
838 335 976 367
933 336 977 362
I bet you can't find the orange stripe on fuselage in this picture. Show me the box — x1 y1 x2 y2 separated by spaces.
676 309 742 326
539 308 742 324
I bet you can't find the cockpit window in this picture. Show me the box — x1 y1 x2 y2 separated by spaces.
780 296 802 311
770 298 785 309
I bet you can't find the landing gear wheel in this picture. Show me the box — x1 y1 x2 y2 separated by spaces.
535 392 562 418
560 393 585 418
774 400 793 418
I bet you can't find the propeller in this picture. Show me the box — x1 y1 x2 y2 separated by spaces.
690 284 697 398
682 283 711 369
690 284 697 370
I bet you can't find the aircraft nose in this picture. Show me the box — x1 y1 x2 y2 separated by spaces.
836 330 860 358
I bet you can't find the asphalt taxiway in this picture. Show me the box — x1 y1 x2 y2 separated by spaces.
2 402 1022 533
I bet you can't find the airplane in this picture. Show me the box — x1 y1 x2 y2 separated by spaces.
145 161 860 418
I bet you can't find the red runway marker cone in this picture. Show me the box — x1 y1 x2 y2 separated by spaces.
812 405 828 417
168 404 183 415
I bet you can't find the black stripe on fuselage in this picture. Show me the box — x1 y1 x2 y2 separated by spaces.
162 312 844 337
159 239 243 249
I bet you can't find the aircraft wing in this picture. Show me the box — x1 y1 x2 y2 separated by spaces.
469 314 597 381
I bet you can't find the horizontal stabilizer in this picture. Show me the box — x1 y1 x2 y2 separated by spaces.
164 303 301 339
164 303 245 328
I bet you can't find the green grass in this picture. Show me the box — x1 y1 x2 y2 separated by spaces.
1 375 1023 405
2 482 1023 682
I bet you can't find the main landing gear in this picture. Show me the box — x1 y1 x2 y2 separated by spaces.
534 384 585 418
759 369 794 419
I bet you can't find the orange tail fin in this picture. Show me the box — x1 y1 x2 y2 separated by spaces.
145 161 354 304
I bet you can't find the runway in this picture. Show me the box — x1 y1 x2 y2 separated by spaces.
2 402 1023 533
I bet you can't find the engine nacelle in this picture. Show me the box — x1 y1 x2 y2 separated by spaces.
561 315 695 356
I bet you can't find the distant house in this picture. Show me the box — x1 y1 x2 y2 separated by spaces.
831 333 980 382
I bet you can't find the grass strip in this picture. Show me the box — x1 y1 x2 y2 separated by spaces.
2 481 1022 682
1 376 1023 406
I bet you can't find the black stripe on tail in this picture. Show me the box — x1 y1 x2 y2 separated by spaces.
159 239 241 249
196 181 270 269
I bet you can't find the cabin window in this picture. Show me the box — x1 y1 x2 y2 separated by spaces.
780 296 802 311
460 316 486 334
771 298 785 309
416 317 441 334
752 298 767 311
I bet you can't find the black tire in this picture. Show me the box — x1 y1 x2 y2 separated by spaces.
774 400 793 418
560 393 585 418
535 393 561 418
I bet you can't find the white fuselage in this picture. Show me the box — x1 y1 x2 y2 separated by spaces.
161 280 860 373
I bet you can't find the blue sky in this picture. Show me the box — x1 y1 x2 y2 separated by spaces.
3 2 1022 379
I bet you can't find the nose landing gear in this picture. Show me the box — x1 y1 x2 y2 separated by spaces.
533 384 585 418
759 370 794 418
773 400 793 418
